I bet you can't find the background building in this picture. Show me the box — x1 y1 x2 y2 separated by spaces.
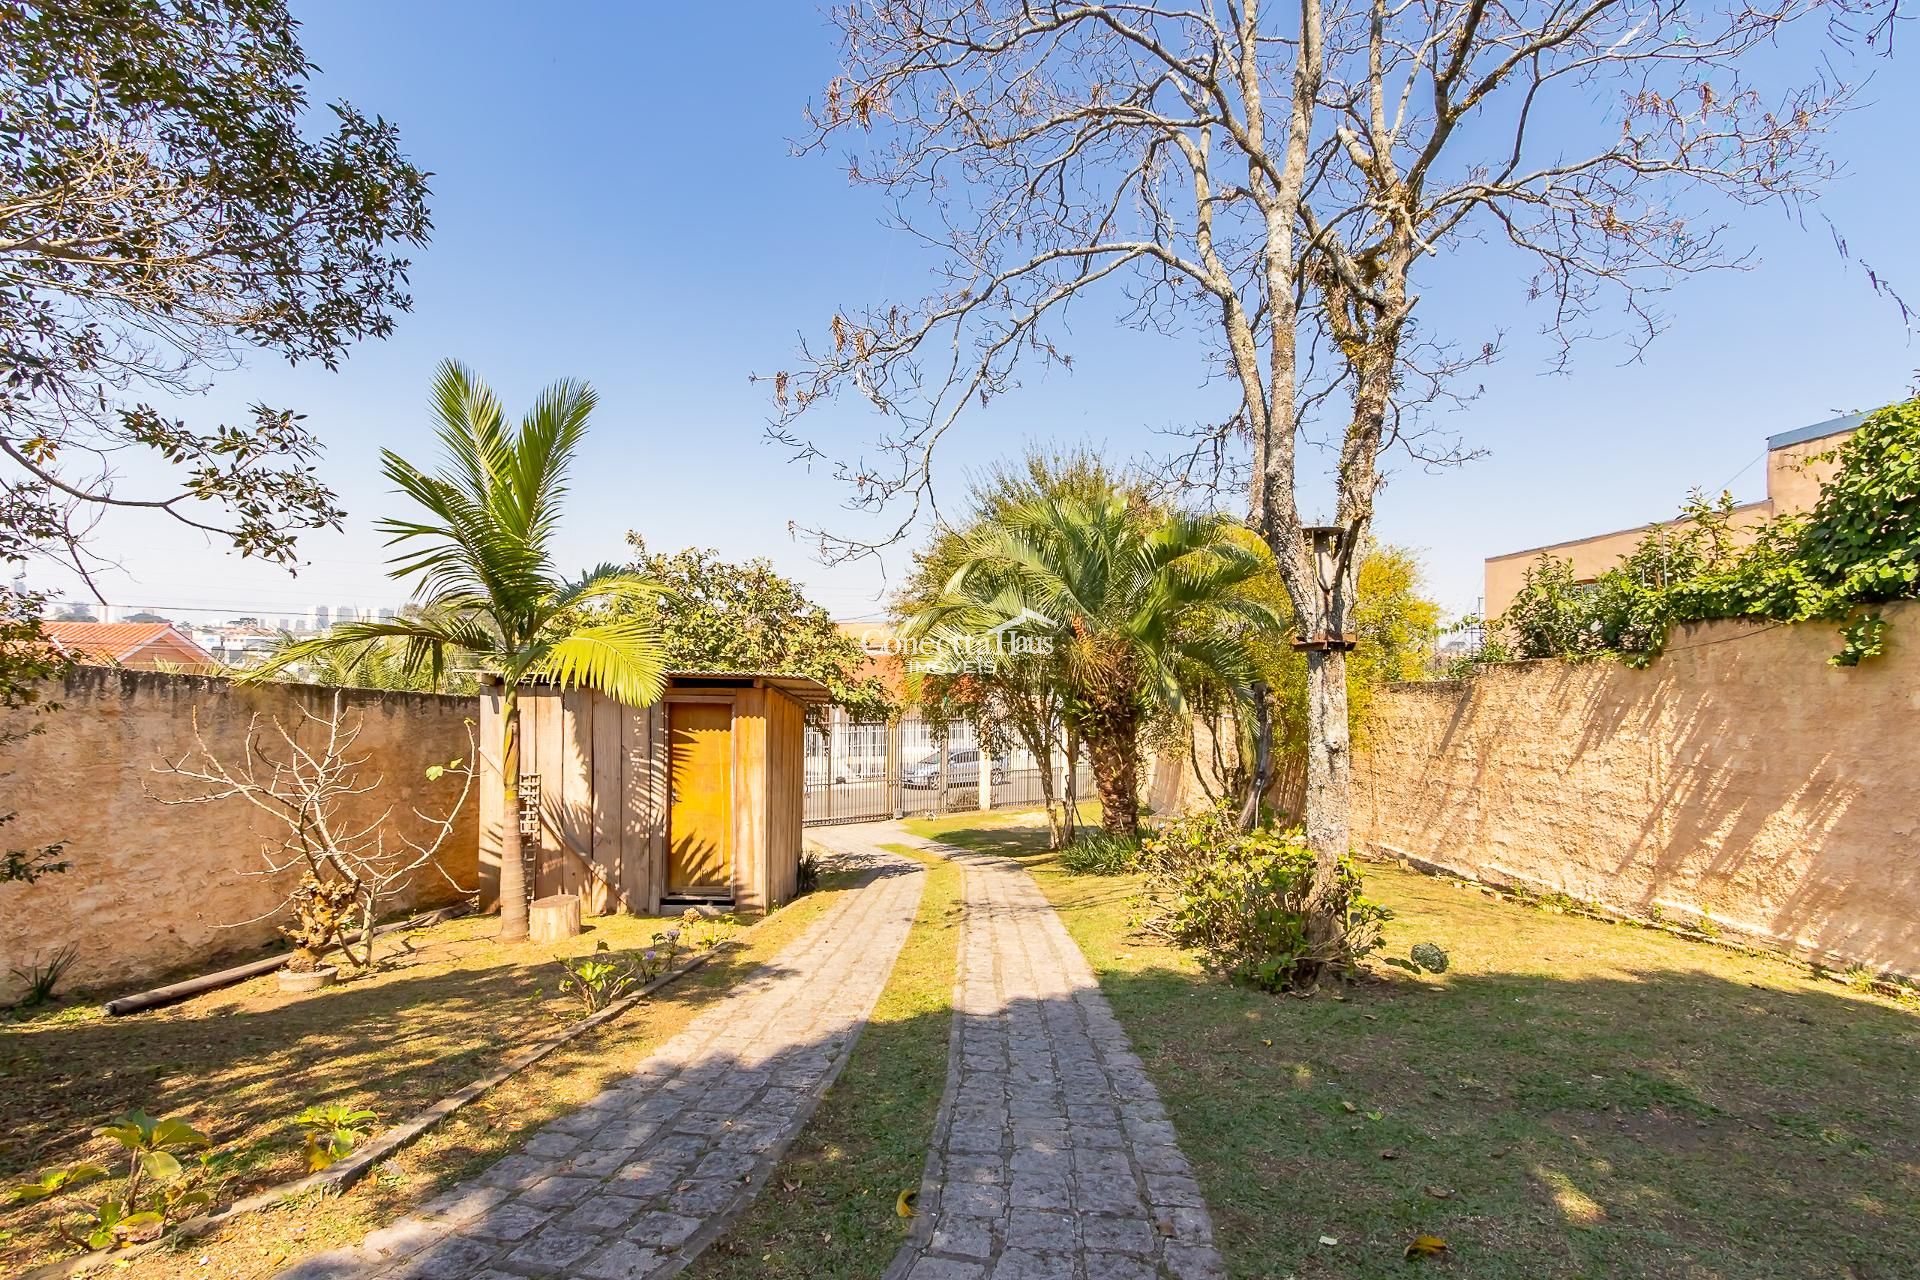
1482 413 1862 619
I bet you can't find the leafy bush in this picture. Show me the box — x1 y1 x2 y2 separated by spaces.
1498 398 1920 667
1058 831 1141 875
1140 805 1390 992
555 943 649 1014
6 1110 214 1250
796 848 822 895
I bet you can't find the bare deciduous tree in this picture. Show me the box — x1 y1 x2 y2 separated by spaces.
151 693 473 971
770 0 1879 978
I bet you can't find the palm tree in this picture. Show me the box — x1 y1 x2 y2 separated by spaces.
916 488 1278 834
248 359 667 940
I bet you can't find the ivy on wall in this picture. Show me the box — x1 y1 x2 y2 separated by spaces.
1497 397 1920 668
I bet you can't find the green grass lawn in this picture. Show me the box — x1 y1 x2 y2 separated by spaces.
908 810 1920 1280
689 846 962 1279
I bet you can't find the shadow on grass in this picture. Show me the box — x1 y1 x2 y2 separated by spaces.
1068 934 1919 1277
0 873 875 1273
909 814 1920 1277
11 825 1918 1280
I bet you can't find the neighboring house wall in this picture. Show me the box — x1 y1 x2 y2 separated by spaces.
1481 413 1863 619
1483 502 1772 620
1352 603 1920 975
0 670 479 1003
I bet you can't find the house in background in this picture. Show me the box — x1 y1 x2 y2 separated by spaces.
1482 412 1864 619
41 621 219 673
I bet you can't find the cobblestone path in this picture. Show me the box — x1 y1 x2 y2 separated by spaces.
810 823 1227 1280
280 850 924 1280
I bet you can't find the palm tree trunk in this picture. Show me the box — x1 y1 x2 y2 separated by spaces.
498 685 530 942
1060 725 1081 846
1084 709 1140 835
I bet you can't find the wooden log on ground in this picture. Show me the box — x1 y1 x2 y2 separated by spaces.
528 894 582 944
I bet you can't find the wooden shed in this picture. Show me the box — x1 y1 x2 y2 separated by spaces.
478 672 828 916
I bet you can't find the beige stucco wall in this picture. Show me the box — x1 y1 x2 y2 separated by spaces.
0 670 480 1003
1765 434 1847 515
1354 603 1920 974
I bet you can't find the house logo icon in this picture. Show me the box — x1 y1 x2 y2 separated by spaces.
986 607 1056 639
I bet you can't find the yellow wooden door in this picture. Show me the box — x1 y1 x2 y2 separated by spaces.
667 701 733 893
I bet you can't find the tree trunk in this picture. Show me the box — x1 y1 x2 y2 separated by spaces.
1302 647 1351 974
1026 725 1068 851
1060 727 1081 846
1084 713 1140 835
498 686 530 943
1237 681 1273 831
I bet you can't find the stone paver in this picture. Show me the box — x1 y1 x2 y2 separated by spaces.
278 848 924 1280
811 822 1227 1280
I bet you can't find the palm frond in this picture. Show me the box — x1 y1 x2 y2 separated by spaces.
527 621 669 707
549 564 668 614
241 617 498 691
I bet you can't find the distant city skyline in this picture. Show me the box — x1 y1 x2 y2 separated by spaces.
45 599 410 632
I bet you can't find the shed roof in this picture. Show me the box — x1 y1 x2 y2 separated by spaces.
665 670 835 705
495 670 835 706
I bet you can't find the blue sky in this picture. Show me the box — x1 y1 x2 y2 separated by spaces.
37 2 1919 626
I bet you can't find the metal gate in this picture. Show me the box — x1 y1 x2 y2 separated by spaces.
803 710 1091 826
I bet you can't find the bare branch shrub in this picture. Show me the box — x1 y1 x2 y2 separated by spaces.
150 692 474 972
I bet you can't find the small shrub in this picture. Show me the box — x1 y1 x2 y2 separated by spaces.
796 848 822 895
294 1103 377 1172
678 906 739 950
7 1110 215 1250
555 945 643 1013
1059 831 1141 875
9 943 78 1006
1140 805 1390 992
1409 942 1450 973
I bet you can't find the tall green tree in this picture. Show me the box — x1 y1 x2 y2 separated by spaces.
249 361 666 941
0 0 430 582
914 481 1279 835
1 0 429 883
617 539 893 721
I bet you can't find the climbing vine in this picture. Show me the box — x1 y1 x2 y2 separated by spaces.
1498 397 1920 668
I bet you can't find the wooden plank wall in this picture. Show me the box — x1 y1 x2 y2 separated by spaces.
477 688 505 910
479 682 807 918
731 688 768 915
770 687 805 905
479 686 665 916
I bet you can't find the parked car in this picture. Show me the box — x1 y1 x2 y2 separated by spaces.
903 746 1007 789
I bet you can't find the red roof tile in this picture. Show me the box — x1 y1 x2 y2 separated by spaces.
41 621 215 667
